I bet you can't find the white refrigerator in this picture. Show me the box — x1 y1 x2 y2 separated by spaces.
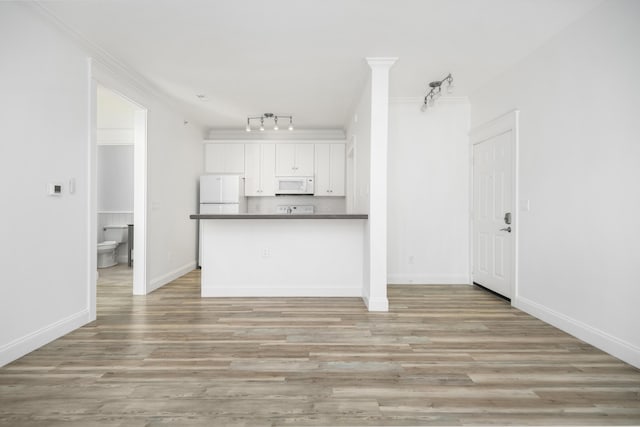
200 174 243 213
198 174 245 266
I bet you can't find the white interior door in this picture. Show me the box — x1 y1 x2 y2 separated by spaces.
473 131 514 298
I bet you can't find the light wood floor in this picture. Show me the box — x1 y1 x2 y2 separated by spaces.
1 265 639 426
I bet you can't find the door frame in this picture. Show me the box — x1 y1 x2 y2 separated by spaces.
469 110 519 301
88 59 149 321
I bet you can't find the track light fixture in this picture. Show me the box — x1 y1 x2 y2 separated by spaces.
245 113 294 132
421 73 454 112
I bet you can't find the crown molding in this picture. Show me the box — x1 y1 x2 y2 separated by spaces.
366 57 399 68
390 96 470 105
29 2 201 127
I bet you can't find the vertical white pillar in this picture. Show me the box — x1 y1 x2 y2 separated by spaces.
132 109 148 295
87 63 97 321
365 57 397 311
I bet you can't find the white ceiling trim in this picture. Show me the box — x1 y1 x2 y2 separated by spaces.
390 96 470 105
31 1 196 124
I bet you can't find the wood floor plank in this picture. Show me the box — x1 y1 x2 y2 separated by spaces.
1 264 639 426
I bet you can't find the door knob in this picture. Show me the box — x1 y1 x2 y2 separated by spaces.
500 227 512 233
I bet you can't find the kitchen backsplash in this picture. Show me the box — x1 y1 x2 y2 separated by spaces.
247 196 345 214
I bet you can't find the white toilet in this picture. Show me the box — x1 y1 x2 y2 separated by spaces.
97 225 128 268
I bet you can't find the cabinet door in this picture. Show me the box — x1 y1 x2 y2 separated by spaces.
275 144 296 176
329 144 346 196
244 144 261 196
204 143 245 174
294 144 315 176
260 144 276 196
204 143 225 173
225 144 245 174
314 144 331 196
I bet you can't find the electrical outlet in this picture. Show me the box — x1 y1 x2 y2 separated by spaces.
261 248 270 258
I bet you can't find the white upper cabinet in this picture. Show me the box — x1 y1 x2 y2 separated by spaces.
314 143 345 196
204 143 244 174
203 141 345 198
244 144 276 196
275 143 314 176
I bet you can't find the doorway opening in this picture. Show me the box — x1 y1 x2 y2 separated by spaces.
91 82 148 318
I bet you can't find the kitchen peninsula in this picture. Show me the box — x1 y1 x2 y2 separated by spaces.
190 213 367 297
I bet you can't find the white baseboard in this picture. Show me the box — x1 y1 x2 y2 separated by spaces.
514 296 640 369
387 274 470 285
202 286 361 298
148 261 196 294
363 296 389 312
0 308 90 368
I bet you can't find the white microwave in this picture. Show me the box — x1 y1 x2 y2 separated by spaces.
275 176 314 195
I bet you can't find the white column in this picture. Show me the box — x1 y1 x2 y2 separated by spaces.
132 109 148 295
364 57 397 311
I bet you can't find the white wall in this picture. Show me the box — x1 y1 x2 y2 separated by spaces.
97 86 136 130
346 78 372 302
470 0 640 367
346 79 372 215
96 85 136 144
0 3 91 366
388 99 470 284
0 3 204 366
144 104 203 290
97 144 134 212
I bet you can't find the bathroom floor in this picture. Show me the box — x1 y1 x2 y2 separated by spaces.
97 263 132 289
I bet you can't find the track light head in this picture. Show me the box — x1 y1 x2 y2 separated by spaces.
421 73 453 112
245 113 294 132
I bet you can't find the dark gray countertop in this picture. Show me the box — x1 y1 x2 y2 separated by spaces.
190 214 368 220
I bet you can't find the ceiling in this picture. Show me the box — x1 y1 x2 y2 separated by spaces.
38 0 603 130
